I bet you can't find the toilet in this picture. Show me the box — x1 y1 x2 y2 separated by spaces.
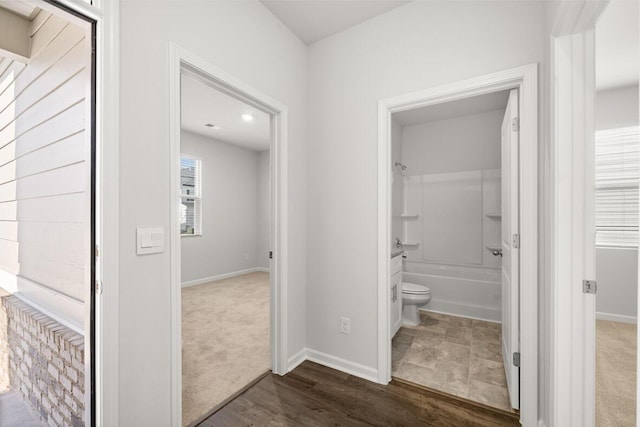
401 282 431 326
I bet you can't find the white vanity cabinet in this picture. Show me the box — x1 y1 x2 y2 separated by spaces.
390 254 403 337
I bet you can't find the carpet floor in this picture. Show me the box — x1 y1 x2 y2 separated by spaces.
596 319 636 427
181 271 270 427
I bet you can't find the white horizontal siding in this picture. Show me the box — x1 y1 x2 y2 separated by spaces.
14 131 85 178
19 223 86 301
0 221 17 241
0 101 84 153
0 10 90 329
29 14 68 59
0 25 85 112
0 200 16 220
0 239 19 273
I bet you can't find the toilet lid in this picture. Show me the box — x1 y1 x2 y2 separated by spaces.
402 282 430 294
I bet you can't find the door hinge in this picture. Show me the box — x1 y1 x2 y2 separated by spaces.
512 117 520 132
583 279 597 294
95 280 103 295
512 234 520 249
269 251 273 259
513 352 521 367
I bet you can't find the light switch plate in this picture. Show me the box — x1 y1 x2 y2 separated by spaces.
136 227 164 255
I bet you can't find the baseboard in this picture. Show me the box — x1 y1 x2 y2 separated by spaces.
287 348 307 372
419 307 501 324
596 312 637 324
181 267 260 288
305 348 378 383
256 267 271 273
423 299 501 322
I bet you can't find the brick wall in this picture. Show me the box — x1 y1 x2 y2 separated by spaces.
0 291 85 427
0 289 8 392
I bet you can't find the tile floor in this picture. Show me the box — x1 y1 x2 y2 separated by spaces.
392 311 515 412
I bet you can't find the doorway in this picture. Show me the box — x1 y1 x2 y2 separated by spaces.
178 70 272 426
387 88 519 412
168 45 289 427
0 1 97 425
377 64 538 425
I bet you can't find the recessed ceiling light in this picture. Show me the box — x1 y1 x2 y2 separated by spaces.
241 113 254 122
204 123 220 129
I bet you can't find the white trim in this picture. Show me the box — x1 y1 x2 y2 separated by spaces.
33 1 121 426
256 267 271 273
548 4 610 427
287 348 307 372
378 63 538 426
596 312 637 324
306 348 379 383
419 308 501 324
550 28 598 427
169 43 289 427
0 270 84 334
181 267 263 288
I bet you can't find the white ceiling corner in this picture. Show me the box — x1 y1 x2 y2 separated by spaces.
595 0 639 91
260 0 412 45
393 90 511 127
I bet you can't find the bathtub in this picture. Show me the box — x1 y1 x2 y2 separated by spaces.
402 261 502 323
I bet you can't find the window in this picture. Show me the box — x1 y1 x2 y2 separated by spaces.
181 155 202 236
595 126 640 247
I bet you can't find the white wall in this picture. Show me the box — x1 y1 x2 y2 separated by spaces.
401 109 503 175
180 130 263 284
118 2 307 424
596 248 638 321
0 10 90 332
400 109 503 271
595 84 639 131
391 118 403 243
595 84 639 321
257 149 270 269
307 0 546 375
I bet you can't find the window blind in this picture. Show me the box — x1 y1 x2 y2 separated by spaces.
180 156 202 235
595 126 640 247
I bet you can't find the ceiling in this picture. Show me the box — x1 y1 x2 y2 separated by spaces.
393 90 511 127
181 74 271 151
0 1 39 19
260 0 411 45
596 0 639 91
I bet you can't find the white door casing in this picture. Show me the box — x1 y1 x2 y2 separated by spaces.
378 63 537 427
168 44 290 427
501 89 520 410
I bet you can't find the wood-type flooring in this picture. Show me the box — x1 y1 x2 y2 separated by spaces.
200 360 520 426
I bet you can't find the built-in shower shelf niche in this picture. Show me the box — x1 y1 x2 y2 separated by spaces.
486 213 502 220
402 242 420 248
394 214 420 220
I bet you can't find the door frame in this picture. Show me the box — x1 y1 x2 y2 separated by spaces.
377 64 538 426
168 43 289 426
40 0 120 426
548 2 608 425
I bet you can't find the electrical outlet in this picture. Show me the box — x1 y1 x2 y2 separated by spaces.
340 317 350 335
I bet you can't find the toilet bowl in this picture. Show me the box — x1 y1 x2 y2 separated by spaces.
401 282 431 326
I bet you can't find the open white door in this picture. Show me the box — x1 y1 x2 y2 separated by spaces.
501 89 520 410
